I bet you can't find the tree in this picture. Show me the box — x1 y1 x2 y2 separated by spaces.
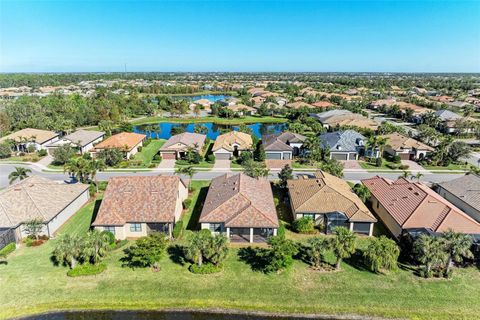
97 148 123 167
183 229 213 267
122 232 169 270
353 183 371 203
8 167 31 184
414 234 448 278
64 157 91 183
264 235 298 273
363 236 400 273
23 219 44 240
89 159 106 193
184 146 202 164
441 230 473 277
52 144 76 165
330 227 356 270
0 143 11 159
52 234 85 269
277 164 293 188
204 234 229 266
253 142 266 162
241 159 269 179
318 159 344 178
175 165 197 191
84 230 110 265
303 237 331 269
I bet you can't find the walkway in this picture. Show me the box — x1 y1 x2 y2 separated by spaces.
265 159 292 170
156 159 176 171
401 160 429 173
212 159 231 171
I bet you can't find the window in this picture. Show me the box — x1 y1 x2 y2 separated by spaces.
104 226 115 235
130 223 142 232
209 223 222 232
303 213 315 220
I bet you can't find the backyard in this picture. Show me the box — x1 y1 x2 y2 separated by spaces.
1 181 480 320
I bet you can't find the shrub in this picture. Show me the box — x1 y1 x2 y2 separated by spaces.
189 262 222 274
27 145 36 153
293 217 316 234
183 199 192 209
24 237 33 247
386 163 399 170
173 221 183 239
143 139 152 147
399 164 409 170
153 154 162 162
118 161 129 168
0 243 16 258
206 154 215 163
110 239 128 251
89 184 96 197
67 263 107 277
52 144 76 165
277 222 286 238
37 149 47 157
121 232 169 269
101 231 116 245
375 157 383 167
363 236 400 273
148 163 157 168
393 155 401 164
129 154 136 160
0 143 11 159
137 146 142 153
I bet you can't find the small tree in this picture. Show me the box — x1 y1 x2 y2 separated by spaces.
204 234 229 266
98 148 123 167
292 217 315 234
414 234 448 278
84 230 110 265
122 232 169 270
363 236 400 273
278 164 293 188
0 143 11 159
353 183 371 203
442 230 473 277
242 159 269 179
52 234 85 269
303 237 331 269
330 227 356 270
8 167 31 184
318 159 344 178
52 144 76 165
23 218 44 240
253 142 266 162
183 229 212 267
263 235 298 273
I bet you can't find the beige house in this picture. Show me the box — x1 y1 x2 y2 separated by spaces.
46 129 105 155
0 176 90 242
92 176 188 239
0 128 59 152
226 104 257 116
212 131 253 160
199 173 279 242
91 132 146 159
381 133 434 160
287 171 376 236
159 132 206 160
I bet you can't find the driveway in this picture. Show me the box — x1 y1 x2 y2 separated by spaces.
213 159 231 171
265 159 292 170
401 160 427 172
157 159 176 170
341 160 366 171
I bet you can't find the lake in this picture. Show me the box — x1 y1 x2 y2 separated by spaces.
20 310 340 320
133 122 288 140
172 94 231 102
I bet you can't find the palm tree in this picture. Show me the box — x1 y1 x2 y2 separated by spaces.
89 159 106 193
353 183 371 203
8 167 31 184
175 165 197 191
330 227 356 270
184 230 212 267
410 172 424 182
399 170 410 179
64 157 91 183
52 234 84 269
84 230 110 265
414 234 447 278
442 230 473 277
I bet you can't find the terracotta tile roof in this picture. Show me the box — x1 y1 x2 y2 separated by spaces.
362 176 480 234
311 101 335 108
226 104 257 112
212 131 253 152
437 174 480 212
93 132 146 152
287 171 376 222
161 132 206 152
0 128 59 144
92 176 186 226
199 173 279 228
381 133 434 152
0 176 89 228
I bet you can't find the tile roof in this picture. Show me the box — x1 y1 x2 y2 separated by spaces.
311 101 335 108
93 132 146 152
0 176 89 228
437 174 480 212
199 173 279 228
212 131 253 152
226 104 256 112
319 130 366 152
287 171 376 222
381 133 434 152
310 110 378 130
92 176 186 226
362 176 480 234
286 101 315 109
435 109 462 121
262 132 306 152
0 128 59 144
161 132 206 152
57 129 105 147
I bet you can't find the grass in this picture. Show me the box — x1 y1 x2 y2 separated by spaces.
178 181 210 231
422 163 469 171
358 159 399 170
291 160 318 169
131 115 287 126
133 139 165 167
56 195 102 237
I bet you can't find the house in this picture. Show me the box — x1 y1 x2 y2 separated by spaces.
286 101 315 109
434 109 478 134
381 133 434 160
310 110 378 130
199 173 279 242
368 99 431 121
0 176 89 242
362 176 480 239
319 130 366 160
0 128 59 152
159 132 206 160
226 104 257 116
212 131 253 160
262 132 306 159
193 98 213 108
435 174 480 223
91 132 146 159
287 171 376 235
311 101 335 109
46 129 105 155
92 176 188 239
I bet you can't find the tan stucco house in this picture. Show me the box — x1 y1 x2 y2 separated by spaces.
159 132 206 160
91 132 146 159
212 131 253 160
0 128 59 152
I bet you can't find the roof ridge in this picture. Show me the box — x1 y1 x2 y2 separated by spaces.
22 183 47 221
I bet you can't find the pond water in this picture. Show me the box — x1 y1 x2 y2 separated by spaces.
20 310 339 320
172 94 231 102
133 122 288 140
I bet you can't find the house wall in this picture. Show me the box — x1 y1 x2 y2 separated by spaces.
126 140 144 159
47 189 90 237
175 182 188 222
265 151 292 160
80 136 104 154
368 196 403 239
436 187 480 223
95 225 126 239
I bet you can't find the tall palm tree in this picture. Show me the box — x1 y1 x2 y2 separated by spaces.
64 157 91 183
414 234 447 278
175 165 197 191
89 159 107 193
442 230 473 276
84 230 110 265
330 227 356 270
353 183 371 203
8 167 31 184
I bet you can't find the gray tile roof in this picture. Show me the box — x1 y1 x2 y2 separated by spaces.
310 109 353 123
438 174 480 212
435 109 462 121
63 129 105 147
262 132 306 152
319 130 366 152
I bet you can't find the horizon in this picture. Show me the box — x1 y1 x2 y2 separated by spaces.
1 0 479 73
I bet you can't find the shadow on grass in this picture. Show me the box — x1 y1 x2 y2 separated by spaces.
90 199 103 229
237 247 270 272
168 244 187 266
344 248 370 272
187 186 208 230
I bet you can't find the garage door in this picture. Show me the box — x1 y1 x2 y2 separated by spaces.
331 153 348 160
348 153 357 160
266 152 282 160
215 153 231 160
399 153 410 160
161 152 176 160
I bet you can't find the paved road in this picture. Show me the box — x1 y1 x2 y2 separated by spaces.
0 163 465 189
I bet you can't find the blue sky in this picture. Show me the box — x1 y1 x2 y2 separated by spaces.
1 0 479 72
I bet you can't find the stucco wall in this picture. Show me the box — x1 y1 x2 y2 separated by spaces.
369 197 403 239
48 189 90 237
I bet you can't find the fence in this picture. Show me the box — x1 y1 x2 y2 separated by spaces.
0 229 15 251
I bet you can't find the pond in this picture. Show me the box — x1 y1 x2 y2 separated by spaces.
133 122 288 140
172 94 231 102
20 310 340 320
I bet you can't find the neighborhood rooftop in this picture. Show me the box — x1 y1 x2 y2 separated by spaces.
93 132 146 151
0 128 58 144
437 174 480 213
60 129 105 147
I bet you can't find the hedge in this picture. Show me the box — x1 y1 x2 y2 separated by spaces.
0 243 15 258
67 263 107 277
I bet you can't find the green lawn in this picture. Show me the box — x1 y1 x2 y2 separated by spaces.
132 139 165 167
178 181 210 231
131 115 287 126
56 195 103 236
422 163 469 171
291 160 318 169
358 159 399 170
2 181 480 320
